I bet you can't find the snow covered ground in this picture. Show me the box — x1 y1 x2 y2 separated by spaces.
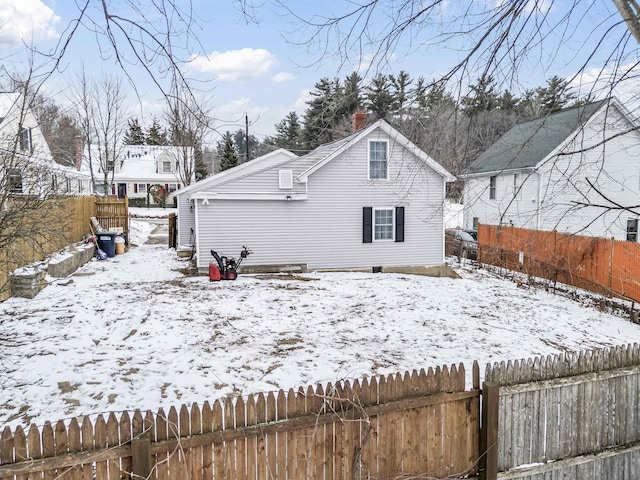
1 219 639 432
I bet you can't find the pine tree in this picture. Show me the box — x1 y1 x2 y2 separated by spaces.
365 74 393 120
390 71 412 112
146 117 167 145
274 111 303 151
123 117 145 145
218 132 239 171
461 75 499 116
302 78 342 149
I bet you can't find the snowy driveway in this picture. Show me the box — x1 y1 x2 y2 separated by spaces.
1 221 639 431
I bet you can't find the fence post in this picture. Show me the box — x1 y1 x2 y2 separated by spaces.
131 433 152 479
168 213 177 248
479 382 499 480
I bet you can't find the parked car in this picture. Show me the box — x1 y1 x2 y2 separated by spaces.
445 228 478 260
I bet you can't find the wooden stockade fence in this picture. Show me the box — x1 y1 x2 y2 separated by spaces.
478 224 640 305
0 364 481 480
485 343 640 480
0 196 129 301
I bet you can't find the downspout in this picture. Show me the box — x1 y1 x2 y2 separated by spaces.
536 171 542 231
194 199 201 269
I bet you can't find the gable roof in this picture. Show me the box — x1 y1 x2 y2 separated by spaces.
177 148 298 196
463 99 610 176
297 119 455 182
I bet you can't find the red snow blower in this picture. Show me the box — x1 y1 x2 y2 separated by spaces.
209 246 251 281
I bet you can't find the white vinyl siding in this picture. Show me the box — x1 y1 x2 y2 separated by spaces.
193 128 445 270
463 105 640 240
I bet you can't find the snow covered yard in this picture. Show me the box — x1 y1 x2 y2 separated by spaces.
1 220 639 432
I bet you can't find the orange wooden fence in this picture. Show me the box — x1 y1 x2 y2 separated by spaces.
0 365 481 480
478 224 640 303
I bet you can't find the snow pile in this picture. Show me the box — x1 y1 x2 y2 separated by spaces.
1 223 639 431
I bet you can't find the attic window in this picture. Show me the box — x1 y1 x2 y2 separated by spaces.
19 127 32 152
163 161 171 173
279 169 293 189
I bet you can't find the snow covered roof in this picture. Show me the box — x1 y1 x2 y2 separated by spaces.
84 144 193 182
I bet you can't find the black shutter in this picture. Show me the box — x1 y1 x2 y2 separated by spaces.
363 207 372 243
395 206 405 242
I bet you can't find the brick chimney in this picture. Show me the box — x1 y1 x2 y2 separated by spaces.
352 111 366 132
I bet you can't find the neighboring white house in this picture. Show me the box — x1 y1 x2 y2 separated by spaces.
176 118 455 273
84 144 194 205
461 98 640 241
0 92 91 199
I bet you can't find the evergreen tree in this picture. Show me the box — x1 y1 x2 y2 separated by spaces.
342 71 363 116
123 117 145 145
537 76 576 114
274 111 303 151
146 117 167 145
232 129 260 163
461 75 499 116
303 78 342 149
390 71 412 112
497 90 519 111
365 73 393 120
217 132 239 171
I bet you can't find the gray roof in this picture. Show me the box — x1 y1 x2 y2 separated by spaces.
464 99 608 175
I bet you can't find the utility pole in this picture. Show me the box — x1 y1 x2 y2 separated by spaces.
245 113 250 162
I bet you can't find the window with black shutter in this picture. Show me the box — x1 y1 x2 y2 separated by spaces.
363 207 372 243
395 206 404 242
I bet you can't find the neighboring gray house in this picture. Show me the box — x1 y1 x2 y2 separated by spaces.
461 98 640 241
176 119 455 272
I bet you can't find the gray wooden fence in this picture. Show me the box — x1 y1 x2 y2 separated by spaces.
484 343 640 480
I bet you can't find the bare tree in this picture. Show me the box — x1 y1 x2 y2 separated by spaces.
165 88 212 186
72 69 128 195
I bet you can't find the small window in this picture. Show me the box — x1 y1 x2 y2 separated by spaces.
513 173 521 197
279 169 293 189
19 127 32 152
472 217 479 230
138 183 147 193
489 176 497 200
369 141 388 180
106 159 115 172
163 160 171 173
8 169 23 193
374 208 394 240
627 219 638 242
51 174 58 191
78 179 84 192
168 183 177 193
66 178 72 192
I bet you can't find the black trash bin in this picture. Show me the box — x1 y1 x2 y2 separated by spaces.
97 232 117 258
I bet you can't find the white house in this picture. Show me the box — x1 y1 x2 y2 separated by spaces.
461 98 640 241
0 92 91 199
176 118 455 273
85 144 194 205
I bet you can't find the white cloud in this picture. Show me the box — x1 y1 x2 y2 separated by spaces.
0 0 59 47
569 63 640 111
188 48 275 82
293 89 312 112
271 72 295 83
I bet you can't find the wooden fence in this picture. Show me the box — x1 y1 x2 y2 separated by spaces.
0 196 129 301
485 343 640 480
478 224 640 304
0 364 481 480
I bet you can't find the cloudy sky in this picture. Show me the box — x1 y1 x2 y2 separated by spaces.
1 0 638 145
